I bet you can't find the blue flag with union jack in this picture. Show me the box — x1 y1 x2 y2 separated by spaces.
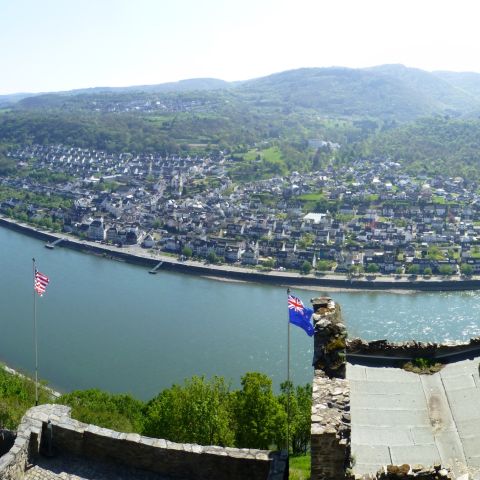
288 295 314 336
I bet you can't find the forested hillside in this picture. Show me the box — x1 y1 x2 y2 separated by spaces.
4 65 480 179
360 117 480 179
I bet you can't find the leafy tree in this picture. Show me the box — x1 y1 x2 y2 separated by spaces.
461 263 474 275
407 264 420 275
206 251 218 264
297 233 314 249
316 260 332 272
438 264 453 276
423 267 432 276
233 372 286 450
426 246 444 261
366 263 379 273
143 376 234 446
279 382 312 455
181 246 193 258
57 389 145 433
262 258 275 269
300 261 312 274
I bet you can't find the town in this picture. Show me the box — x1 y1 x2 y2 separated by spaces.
3 143 480 278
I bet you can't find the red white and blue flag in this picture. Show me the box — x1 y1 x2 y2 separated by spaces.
288 294 314 336
34 270 49 297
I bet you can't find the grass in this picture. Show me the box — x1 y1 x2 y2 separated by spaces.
290 454 310 480
297 192 326 202
243 146 282 163
403 357 443 375
0 364 56 429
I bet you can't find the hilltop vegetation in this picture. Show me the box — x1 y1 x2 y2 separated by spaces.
3 65 480 180
0 366 311 454
360 116 480 180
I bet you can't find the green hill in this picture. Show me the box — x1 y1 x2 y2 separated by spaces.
13 65 480 122
362 116 480 179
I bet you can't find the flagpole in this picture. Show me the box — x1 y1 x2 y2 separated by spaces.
286 287 291 457
32 257 38 406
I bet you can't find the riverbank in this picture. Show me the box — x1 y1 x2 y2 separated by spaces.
2 215 480 292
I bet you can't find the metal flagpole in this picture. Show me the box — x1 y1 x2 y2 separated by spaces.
32 257 38 406
286 287 291 457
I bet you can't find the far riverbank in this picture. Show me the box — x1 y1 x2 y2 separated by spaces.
1 215 480 292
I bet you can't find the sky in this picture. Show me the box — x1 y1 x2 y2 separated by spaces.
2 0 480 95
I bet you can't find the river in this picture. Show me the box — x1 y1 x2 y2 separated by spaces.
1 226 480 399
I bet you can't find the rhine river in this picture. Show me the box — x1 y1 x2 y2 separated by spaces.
2 226 480 399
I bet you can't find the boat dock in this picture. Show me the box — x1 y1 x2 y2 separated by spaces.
149 261 164 274
45 238 66 249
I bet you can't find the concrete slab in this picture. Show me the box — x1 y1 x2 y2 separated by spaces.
410 426 436 446
347 364 368 381
351 444 391 467
364 367 420 383
389 444 441 466
352 392 427 410
441 373 476 391
349 356 480 476
456 418 480 438
350 379 425 396
351 407 431 427
351 426 413 447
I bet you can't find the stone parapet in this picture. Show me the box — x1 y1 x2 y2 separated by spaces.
0 404 286 480
311 369 350 480
347 337 480 360
312 296 347 378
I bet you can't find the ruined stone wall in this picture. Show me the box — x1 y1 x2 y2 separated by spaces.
311 370 350 480
0 404 287 480
310 296 351 480
347 337 480 360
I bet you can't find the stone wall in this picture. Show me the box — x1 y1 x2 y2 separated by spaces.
0 404 287 480
311 370 350 480
347 337 480 360
312 296 347 378
0 411 41 480
310 296 351 480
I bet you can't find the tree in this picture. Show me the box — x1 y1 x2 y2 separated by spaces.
407 264 420 275
426 246 444 261
207 251 218 264
366 263 379 273
297 233 314 249
423 267 432 276
300 261 312 274
461 263 474 276
58 389 145 433
143 376 235 446
181 246 193 258
316 260 332 272
438 264 453 276
279 382 312 455
262 258 275 269
233 372 286 450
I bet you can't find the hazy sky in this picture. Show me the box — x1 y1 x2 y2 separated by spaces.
2 0 480 94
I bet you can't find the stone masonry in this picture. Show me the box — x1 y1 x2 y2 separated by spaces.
310 296 351 480
0 404 287 480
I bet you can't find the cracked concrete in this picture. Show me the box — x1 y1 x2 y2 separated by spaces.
349 356 480 478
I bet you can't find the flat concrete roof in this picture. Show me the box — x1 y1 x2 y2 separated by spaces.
348 357 480 478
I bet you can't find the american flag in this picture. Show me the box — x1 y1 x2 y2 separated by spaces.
34 270 49 297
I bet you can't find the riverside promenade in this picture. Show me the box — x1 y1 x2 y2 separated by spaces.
2 215 480 292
